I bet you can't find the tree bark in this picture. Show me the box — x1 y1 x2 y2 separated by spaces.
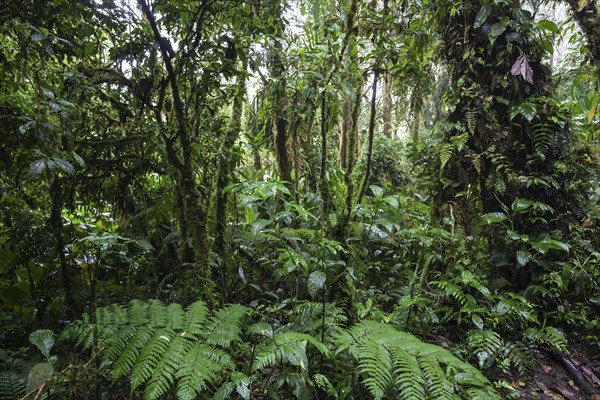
215 56 247 256
382 73 393 138
357 69 379 204
563 0 600 81
320 91 331 212
271 2 292 184
139 0 211 285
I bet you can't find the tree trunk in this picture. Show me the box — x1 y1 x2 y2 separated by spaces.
215 56 247 257
139 0 212 287
382 73 393 138
357 69 379 204
563 0 600 82
339 100 351 168
320 91 331 212
271 3 292 184
49 178 78 318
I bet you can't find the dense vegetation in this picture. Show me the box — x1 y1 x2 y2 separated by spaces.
1 0 599 398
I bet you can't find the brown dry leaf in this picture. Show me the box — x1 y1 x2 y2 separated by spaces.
580 364 600 386
541 362 553 373
537 382 568 400
550 382 580 400
510 54 534 84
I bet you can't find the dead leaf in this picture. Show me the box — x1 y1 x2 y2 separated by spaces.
541 362 553 373
550 382 580 400
580 364 600 386
511 54 534 84
537 382 568 400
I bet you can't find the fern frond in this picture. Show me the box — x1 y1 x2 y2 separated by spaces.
0 371 26 400
176 344 233 400
289 302 347 335
112 327 153 380
418 356 458 400
184 300 209 335
334 321 501 400
62 300 246 400
358 339 393 399
529 122 555 161
467 330 502 369
253 332 328 371
391 347 426 400
203 304 249 347
130 331 173 391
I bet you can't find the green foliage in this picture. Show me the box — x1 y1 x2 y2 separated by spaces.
334 321 501 399
60 299 501 400
2 0 600 399
62 300 248 400
0 371 25 400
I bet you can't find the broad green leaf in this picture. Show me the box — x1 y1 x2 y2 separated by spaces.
489 22 507 39
29 330 55 358
537 19 560 34
383 196 398 208
308 271 326 298
26 362 54 394
474 5 491 29
251 219 270 236
511 198 532 213
516 250 531 266
531 239 570 254
370 185 384 198
506 230 520 241
539 38 554 55
481 212 507 224
472 314 484 330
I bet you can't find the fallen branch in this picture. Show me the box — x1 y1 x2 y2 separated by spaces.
547 348 600 399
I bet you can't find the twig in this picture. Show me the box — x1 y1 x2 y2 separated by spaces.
19 349 104 400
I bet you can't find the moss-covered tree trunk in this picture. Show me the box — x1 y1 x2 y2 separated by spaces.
563 0 600 84
139 0 212 289
271 2 292 185
215 56 248 257
433 0 581 285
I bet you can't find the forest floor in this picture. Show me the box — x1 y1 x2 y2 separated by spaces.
514 342 600 400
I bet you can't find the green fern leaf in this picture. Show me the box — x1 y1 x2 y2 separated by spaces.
130 331 173 390
0 371 26 399
203 304 249 347
184 300 208 335
63 299 244 400
253 332 327 371
176 344 233 400
334 321 501 400
112 327 153 380
359 340 393 399
391 347 426 399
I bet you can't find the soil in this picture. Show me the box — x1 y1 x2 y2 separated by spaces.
513 342 600 400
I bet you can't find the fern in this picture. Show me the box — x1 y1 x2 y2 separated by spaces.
334 321 501 400
61 300 248 400
0 371 25 400
467 330 502 369
440 133 468 171
529 121 555 161
253 332 329 371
